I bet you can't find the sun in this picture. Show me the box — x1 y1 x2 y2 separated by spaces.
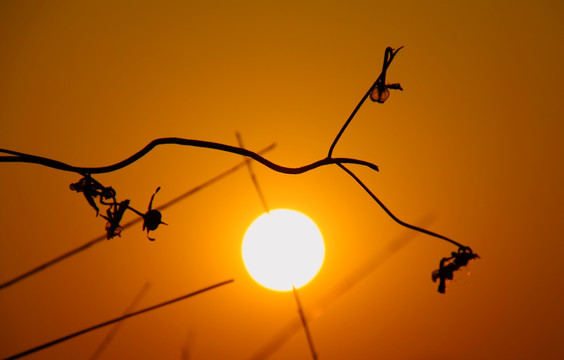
242 209 325 291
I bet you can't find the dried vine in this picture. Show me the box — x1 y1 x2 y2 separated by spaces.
0 44 483 360
0 46 478 296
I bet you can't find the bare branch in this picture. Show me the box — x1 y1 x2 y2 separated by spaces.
337 163 469 249
0 137 379 175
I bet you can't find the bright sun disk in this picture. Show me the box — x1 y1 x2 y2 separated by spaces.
242 209 325 291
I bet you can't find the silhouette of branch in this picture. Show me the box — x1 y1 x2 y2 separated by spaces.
0 144 275 291
154 143 275 214
4 279 234 360
0 137 379 174
337 163 468 249
0 46 478 299
328 46 403 158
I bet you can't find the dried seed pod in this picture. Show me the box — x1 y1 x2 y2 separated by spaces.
143 187 167 241
369 47 403 103
102 199 130 240
432 247 479 293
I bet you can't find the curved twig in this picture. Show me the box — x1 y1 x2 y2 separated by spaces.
337 163 467 249
327 86 374 159
0 137 379 174
0 45 473 260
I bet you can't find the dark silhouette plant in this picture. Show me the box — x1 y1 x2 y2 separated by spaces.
0 46 478 294
432 247 480 294
0 46 483 359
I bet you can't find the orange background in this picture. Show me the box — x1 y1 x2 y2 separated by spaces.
1 1 563 359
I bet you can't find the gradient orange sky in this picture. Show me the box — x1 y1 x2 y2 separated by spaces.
1 1 563 359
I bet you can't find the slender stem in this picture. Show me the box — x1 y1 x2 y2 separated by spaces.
4 280 234 360
338 163 466 249
0 137 378 175
327 46 403 158
126 205 144 217
327 85 375 158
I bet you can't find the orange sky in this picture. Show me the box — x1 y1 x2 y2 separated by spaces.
1 1 563 359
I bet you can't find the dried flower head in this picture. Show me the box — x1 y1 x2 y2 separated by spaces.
370 46 404 104
70 175 116 216
432 247 479 294
101 199 130 240
143 187 167 241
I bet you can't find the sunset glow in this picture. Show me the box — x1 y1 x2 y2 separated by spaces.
1 1 562 358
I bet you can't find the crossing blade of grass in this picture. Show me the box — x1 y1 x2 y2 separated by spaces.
4 279 234 360
293 284 318 360
236 132 270 214
90 282 151 360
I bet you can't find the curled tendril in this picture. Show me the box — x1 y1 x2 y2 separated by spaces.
369 46 404 103
70 175 116 216
143 187 167 241
432 247 480 294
